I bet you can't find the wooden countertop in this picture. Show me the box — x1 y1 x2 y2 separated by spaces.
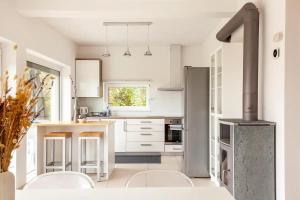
35 121 115 127
16 187 234 200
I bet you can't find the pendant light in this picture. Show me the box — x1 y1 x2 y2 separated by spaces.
123 24 132 56
102 25 111 57
144 24 152 56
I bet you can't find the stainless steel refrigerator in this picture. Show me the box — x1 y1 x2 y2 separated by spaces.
183 66 210 178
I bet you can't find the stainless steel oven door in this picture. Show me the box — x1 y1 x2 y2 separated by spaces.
166 125 183 144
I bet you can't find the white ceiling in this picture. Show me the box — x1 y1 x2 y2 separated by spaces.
16 0 239 46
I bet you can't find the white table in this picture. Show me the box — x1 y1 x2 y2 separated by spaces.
16 188 235 200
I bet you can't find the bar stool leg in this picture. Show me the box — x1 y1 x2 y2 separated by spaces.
96 137 101 182
70 137 72 171
84 139 87 174
53 139 55 172
43 138 47 173
62 138 65 171
78 138 81 173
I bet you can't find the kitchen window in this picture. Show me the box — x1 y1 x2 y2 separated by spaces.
104 82 150 111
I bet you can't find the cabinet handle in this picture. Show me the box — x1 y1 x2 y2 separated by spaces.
140 144 152 146
123 121 127 132
140 121 152 124
140 127 152 130
173 148 182 150
140 133 152 136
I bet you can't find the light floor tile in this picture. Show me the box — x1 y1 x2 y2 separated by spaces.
191 178 217 187
89 162 216 188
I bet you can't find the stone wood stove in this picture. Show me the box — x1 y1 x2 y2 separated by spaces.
216 3 276 200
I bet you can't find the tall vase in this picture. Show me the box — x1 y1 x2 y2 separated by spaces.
0 171 15 200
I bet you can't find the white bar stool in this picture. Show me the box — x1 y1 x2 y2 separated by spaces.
43 132 72 173
78 131 104 182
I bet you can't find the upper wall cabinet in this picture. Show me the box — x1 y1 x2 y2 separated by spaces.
75 59 102 97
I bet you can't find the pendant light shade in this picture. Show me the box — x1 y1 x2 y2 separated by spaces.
144 47 152 56
102 47 111 57
102 26 111 57
123 24 131 56
144 25 152 56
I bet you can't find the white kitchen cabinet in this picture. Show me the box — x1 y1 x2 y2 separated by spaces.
126 142 164 152
114 119 127 152
209 43 243 184
127 132 164 142
164 145 183 152
126 119 164 125
125 119 165 153
113 119 165 153
126 124 164 132
75 59 102 97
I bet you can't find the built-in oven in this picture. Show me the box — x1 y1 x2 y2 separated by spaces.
165 118 183 145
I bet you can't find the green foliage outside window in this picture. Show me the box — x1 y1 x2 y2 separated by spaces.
108 87 147 107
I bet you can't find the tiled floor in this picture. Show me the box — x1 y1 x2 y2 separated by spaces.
90 156 216 188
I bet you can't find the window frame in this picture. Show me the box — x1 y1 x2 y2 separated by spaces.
26 126 37 182
104 81 151 112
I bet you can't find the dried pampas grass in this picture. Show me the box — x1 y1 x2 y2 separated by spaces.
0 70 52 172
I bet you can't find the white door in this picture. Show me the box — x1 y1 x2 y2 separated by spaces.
114 120 127 152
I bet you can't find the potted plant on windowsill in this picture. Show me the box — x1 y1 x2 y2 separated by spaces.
0 71 53 200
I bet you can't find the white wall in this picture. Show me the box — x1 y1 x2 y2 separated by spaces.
77 46 183 117
197 1 287 199
284 0 300 199
0 0 77 188
182 46 206 67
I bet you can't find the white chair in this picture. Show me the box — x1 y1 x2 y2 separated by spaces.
23 171 95 189
125 170 194 188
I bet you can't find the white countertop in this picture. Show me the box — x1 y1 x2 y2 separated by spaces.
16 187 234 200
35 121 115 127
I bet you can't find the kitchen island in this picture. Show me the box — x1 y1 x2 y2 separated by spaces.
35 121 115 180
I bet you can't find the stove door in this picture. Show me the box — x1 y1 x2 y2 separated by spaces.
220 143 233 194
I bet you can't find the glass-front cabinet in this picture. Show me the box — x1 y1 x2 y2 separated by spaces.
209 47 223 184
209 43 243 185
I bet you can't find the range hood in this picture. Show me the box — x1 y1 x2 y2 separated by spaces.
158 44 184 91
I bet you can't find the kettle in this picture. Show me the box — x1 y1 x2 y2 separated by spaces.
79 107 89 115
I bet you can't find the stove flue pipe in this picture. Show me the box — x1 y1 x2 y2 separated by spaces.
216 3 259 121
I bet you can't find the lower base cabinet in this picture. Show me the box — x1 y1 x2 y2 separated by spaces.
126 142 164 152
115 119 166 153
164 145 183 152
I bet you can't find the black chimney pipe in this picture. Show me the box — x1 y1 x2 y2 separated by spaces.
216 3 259 121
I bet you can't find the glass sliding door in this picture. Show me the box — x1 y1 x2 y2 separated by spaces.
25 61 60 181
26 61 60 121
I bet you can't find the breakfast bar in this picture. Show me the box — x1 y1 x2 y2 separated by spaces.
35 121 115 180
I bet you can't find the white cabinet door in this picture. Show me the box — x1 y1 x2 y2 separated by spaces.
114 120 127 152
76 59 102 97
126 142 164 152
126 119 164 125
126 124 164 132
127 132 164 142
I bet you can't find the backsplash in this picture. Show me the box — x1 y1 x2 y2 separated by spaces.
77 97 104 113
